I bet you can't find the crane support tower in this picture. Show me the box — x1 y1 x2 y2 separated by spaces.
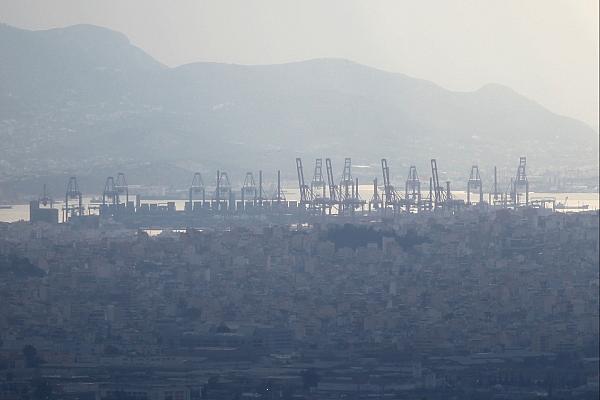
369 178 382 211
405 165 421 211
311 159 326 199
325 158 339 214
511 156 529 207
258 170 263 207
214 171 233 211
115 172 129 205
427 177 433 210
295 158 312 208
339 158 353 214
381 159 401 212
241 172 258 208
430 159 450 208
64 176 83 222
102 176 119 206
311 159 327 214
272 170 286 205
493 166 498 201
189 172 205 212
340 158 353 199
466 165 483 205
339 158 364 214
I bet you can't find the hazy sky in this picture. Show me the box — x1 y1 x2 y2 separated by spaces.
1 0 598 129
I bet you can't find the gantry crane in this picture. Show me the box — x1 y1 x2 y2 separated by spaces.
241 172 258 209
405 165 421 212
295 158 312 209
189 172 205 212
115 172 129 205
64 176 83 222
381 158 402 213
466 165 483 205
511 156 529 207
102 176 119 206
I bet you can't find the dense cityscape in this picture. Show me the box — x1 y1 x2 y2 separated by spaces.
1 205 598 399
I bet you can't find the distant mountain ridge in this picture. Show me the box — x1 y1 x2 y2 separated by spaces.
0 23 597 193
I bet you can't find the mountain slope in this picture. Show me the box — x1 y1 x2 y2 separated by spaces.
0 23 597 193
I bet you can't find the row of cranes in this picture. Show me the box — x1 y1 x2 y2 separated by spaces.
62 173 129 222
57 156 531 222
489 157 530 208
62 169 288 221
295 156 460 215
295 156 530 215
102 173 129 206
375 158 459 214
98 170 287 212
188 170 287 212
297 157 366 215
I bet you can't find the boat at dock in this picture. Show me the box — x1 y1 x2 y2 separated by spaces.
555 197 590 210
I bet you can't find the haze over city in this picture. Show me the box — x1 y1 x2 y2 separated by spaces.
0 1 598 400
